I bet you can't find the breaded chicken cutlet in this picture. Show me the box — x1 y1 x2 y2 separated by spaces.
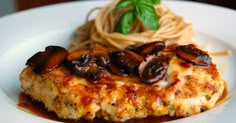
19 42 225 122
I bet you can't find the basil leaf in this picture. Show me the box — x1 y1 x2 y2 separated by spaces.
138 0 154 5
134 4 159 30
114 0 134 11
138 0 160 5
151 0 161 5
115 10 135 34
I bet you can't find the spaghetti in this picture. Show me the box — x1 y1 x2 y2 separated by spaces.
69 0 193 51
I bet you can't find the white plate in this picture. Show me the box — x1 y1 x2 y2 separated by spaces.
0 0 236 123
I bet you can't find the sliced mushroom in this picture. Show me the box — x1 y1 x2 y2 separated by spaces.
26 50 48 67
108 65 128 76
176 44 211 66
163 43 178 52
126 41 166 56
65 50 92 67
66 49 110 68
73 63 104 82
64 49 107 82
109 50 143 75
92 48 110 68
26 46 68 74
139 55 169 84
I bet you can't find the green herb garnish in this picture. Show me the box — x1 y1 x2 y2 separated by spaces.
114 0 161 34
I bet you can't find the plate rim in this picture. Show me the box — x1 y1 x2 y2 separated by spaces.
0 0 236 123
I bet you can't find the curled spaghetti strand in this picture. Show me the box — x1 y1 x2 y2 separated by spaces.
70 0 194 51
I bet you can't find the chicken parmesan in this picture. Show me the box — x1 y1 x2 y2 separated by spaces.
19 42 225 122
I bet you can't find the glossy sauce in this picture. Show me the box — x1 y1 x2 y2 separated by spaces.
216 81 228 104
18 81 228 123
18 92 179 123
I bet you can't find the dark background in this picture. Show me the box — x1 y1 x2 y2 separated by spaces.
190 0 236 10
15 0 236 11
